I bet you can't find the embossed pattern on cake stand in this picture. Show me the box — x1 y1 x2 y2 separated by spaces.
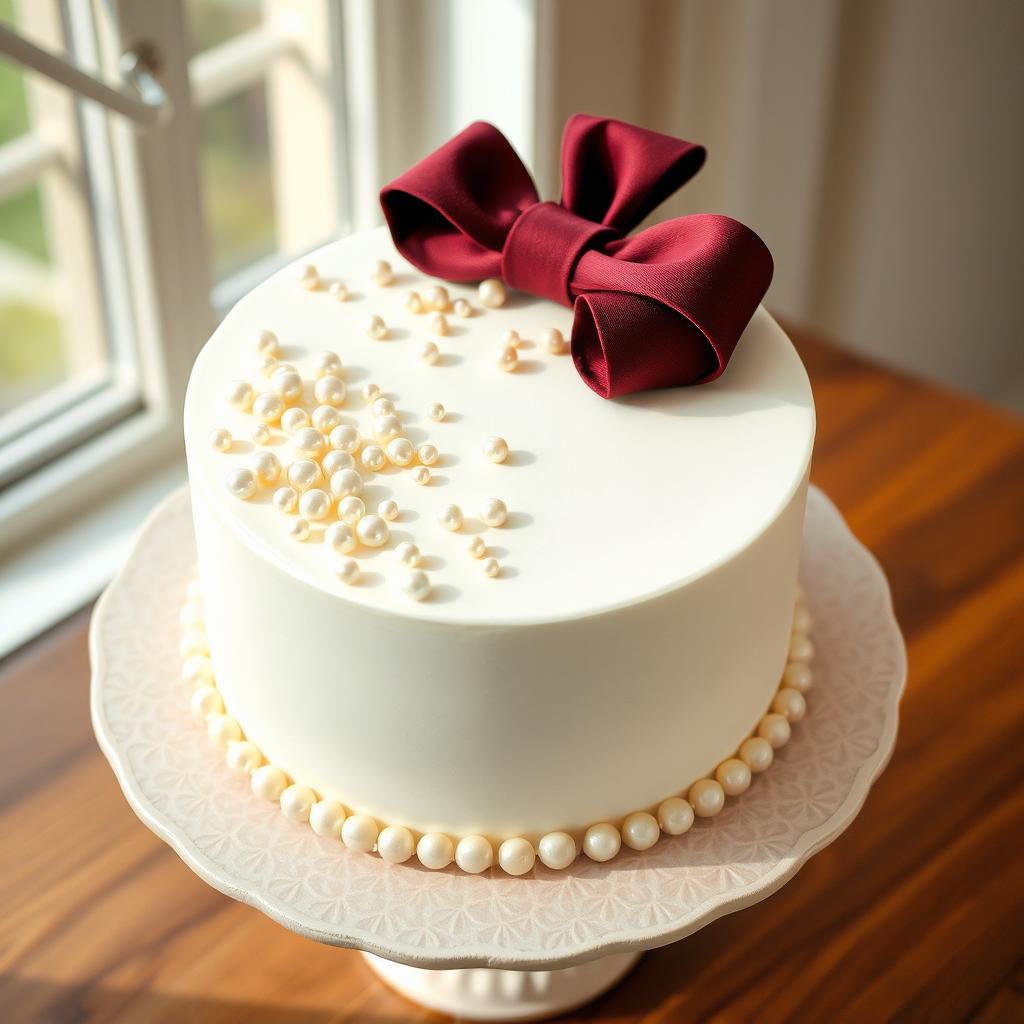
91 485 905 1021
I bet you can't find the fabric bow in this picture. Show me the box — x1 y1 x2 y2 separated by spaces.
380 114 773 398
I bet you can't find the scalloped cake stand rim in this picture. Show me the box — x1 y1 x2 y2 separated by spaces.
90 484 906 972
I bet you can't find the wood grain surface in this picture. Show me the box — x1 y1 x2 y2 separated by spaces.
1 329 1022 1023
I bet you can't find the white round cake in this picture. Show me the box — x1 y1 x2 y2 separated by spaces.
182 227 815 871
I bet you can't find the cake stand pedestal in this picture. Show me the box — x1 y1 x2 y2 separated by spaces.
91 485 905 1022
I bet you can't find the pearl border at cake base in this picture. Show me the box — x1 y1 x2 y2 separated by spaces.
90 485 905 995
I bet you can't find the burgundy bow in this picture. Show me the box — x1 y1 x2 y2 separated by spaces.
380 115 773 398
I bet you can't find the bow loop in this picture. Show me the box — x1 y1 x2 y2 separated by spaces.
380 115 772 398
560 114 707 232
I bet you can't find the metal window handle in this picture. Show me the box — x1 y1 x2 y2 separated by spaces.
0 23 171 127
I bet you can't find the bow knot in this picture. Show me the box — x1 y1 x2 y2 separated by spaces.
381 115 773 398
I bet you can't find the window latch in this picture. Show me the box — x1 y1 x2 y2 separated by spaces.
0 23 171 127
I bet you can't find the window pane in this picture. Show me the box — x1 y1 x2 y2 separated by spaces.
0 188 66 415
185 0 262 57
198 83 277 282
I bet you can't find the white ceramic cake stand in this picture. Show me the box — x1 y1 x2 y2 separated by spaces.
91 485 905 1021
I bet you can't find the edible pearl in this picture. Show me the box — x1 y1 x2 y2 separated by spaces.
420 340 440 365
395 541 420 568
181 654 213 687
427 402 445 422
252 764 289 802
374 414 402 442
251 422 272 445
537 832 576 870
226 380 255 412
207 713 242 748
498 346 518 372
179 602 203 630
739 736 774 773
191 685 223 720
252 392 284 424
226 740 262 775
338 495 366 524
455 835 494 874
498 837 536 876
372 397 395 416
399 569 431 601
437 504 463 531
336 557 360 585
330 424 361 453
773 687 807 722
788 632 814 663
310 799 346 838
689 778 726 817
252 451 281 485
715 758 752 796
386 437 414 466
273 486 299 513
281 407 310 434
356 514 389 547
657 797 695 836
321 450 355 475
314 374 346 407
361 445 387 472
362 382 381 403
299 488 332 521
417 832 454 870
622 811 660 851
253 353 277 379
413 467 431 486
417 442 439 466
430 313 448 336
255 329 279 357
287 459 322 491
329 468 363 498
371 258 393 286
482 436 509 463
541 327 566 354
180 628 207 658
792 604 812 632
482 557 500 578
426 284 450 311
316 350 343 377
287 517 311 542
365 314 387 340
758 712 792 748
405 290 424 314
186 580 203 605
378 499 399 521
325 522 356 555
501 329 521 348
378 825 415 864
312 404 342 433
453 298 472 318
480 498 507 527
294 427 327 458
478 277 506 308
297 263 319 289
329 280 349 301
467 535 486 559
271 366 303 403
783 662 813 693
209 427 232 452
341 813 378 853
280 784 316 822
225 468 257 500
583 823 621 863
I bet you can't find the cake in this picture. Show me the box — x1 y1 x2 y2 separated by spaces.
180 225 816 875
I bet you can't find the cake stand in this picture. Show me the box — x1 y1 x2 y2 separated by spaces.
91 485 905 1021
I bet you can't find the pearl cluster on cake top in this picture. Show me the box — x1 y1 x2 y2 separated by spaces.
179 578 815 876
204 259 575 603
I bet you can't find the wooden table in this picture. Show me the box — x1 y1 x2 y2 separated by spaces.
2 329 1022 1023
